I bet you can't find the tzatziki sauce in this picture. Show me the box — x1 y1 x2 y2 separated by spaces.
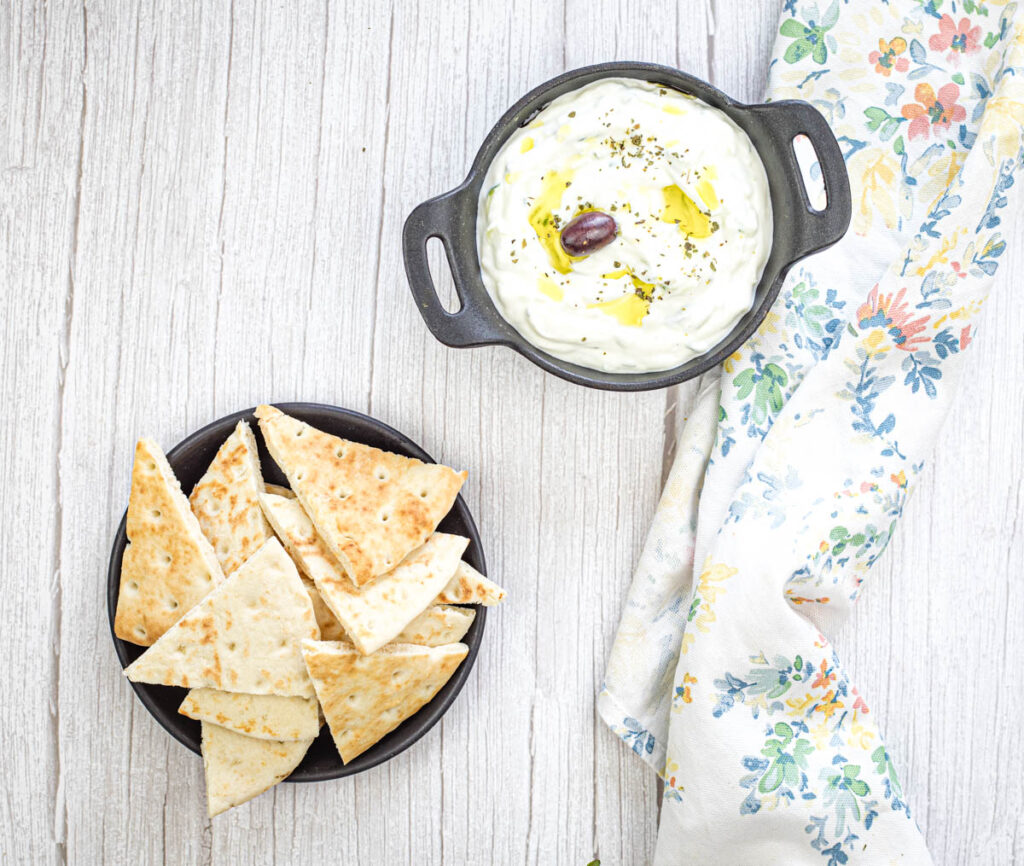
476 77 772 374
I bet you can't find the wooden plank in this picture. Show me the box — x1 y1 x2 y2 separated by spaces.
564 5 713 864
348 3 566 862
208 0 391 860
0 1 84 862
357 3 711 864
55 2 230 862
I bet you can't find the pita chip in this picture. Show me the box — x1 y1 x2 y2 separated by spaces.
396 604 475 646
179 689 320 741
435 560 506 606
201 722 312 817
302 640 468 764
302 579 347 642
189 421 272 576
260 493 466 654
125 537 318 697
255 404 466 585
114 438 225 646
263 483 295 499
302 577 471 646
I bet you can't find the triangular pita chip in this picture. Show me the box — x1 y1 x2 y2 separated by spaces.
114 438 225 646
261 493 466 654
201 722 312 817
263 483 295 499
179 689 320 741
189 421 272 576
302 579 347 642
302 640 468 764
256 404 466 585
396 604 475 646
302 578 472 647
125 537 319 697
436 560 506 606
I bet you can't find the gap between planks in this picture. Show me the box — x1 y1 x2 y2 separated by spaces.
50 2 91 861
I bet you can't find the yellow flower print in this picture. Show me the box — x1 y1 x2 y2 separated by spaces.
681 559 738 655
849 715 877 750
860 329 890 358
914 227 965 278
814 689 845 720
809 718 833 750
935 297 986 328
978 95 1024 162
722 350 743 374
786 691 816 716
850 147 900 234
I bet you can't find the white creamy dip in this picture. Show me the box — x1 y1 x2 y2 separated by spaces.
476 78 772 374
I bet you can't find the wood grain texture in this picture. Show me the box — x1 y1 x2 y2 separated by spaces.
1 1 84 862
0 0 1020 864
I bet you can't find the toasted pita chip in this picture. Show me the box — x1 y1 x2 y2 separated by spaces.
397 604 475 646
302 640 468 764
179 689 319 741
256 405 466 585
264 483 295 499
114 439 225 646
189 421 272 576
125 538 318 697
261 493 465 654
201 722 312 817
302 576 471 646
436 560 506 606
302 579 347 642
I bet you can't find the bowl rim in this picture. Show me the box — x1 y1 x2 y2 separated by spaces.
402 61 851 391
107 402 487 782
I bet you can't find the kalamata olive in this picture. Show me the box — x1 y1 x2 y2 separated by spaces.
559 211 618 256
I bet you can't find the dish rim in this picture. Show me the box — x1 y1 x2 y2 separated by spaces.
107 401 487 782
402 61 851 390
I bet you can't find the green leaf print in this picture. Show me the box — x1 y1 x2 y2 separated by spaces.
779 3 838 65
734 368 756 400
758 723 813 794
864 107 906 142
760 364 789 415
843 764 870 797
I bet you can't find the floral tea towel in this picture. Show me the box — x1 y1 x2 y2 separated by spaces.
599 2 1024 864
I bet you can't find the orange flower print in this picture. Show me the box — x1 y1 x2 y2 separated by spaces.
959 325 972 351
811 658 836 689
857 286 931 350
928 15 982 64
815 689 844 720
901 82 967 140
868 37 909 76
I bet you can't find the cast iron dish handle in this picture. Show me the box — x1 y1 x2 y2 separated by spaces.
759 100 851 259
403 184 498 348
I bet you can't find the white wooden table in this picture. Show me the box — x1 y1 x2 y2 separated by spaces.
3 1 1022 863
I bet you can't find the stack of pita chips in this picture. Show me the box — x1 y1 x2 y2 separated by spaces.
115 409 506 816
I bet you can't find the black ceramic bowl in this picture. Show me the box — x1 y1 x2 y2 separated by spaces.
403 62 851 391
108 403 486 782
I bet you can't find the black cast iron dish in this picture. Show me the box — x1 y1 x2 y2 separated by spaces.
403 62 852 391
108 403 487 782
